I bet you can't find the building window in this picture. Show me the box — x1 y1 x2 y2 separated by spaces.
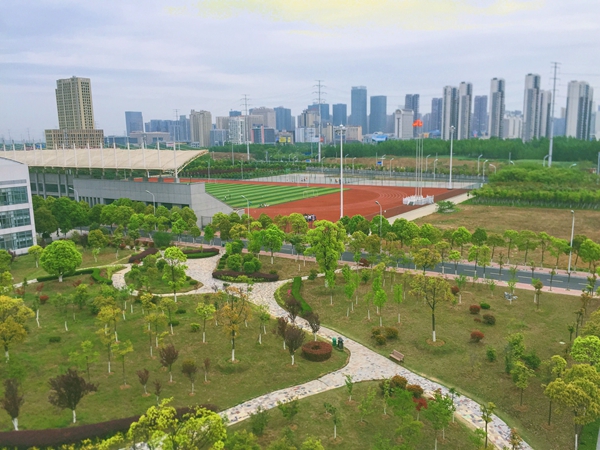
0 186 28 206
0 230 34 251
0 209 31 229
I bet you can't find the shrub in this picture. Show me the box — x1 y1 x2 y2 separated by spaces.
474 317 482 323
243 261 256 274
390 375 408 390
156 259 167 271
212 270 279 283
152 232 173 249
374 335 387 345
384 327 399 339
39 295 49 304
190 323 200 333
522 350 541 370
480 302 491 310
48 336 61 343
371 327 383 337
482 314 496 325
301 341 333 362
471 330 485 342
183 248 220 255
406 384 424 398
91 268 113 285
175 308 187 315
451 285 460 296
372 326 398 340
269 269 278 275
250 406 269 436
486 346 497 362
291 277 312 316
307 269 318 281
185 251 219 259
469 304 481 315
168 320 180 327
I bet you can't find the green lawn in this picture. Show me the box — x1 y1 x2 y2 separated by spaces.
205 183 340 208
0 284 347 431
282 269 585 450
229 381 480 450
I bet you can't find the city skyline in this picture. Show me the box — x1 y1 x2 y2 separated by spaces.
1 0 599 140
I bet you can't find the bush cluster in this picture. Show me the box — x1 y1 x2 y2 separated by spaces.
486 346 497 362
36 267 95 282
371 326 399 345
379 375 408 394
479 302 491 310
301 341 333 362
128 247 159 264
91 268 113 285
469 304 481 315
307 269 318 281
190 323 201 332
406 384 424 398
471 330 485 342
291 277 312 316
482 314 496 325
212 270 279 283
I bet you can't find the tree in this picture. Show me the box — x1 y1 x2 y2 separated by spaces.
413 247 441 273
68 340 99 382
136 368 150 396
203 224 215 245
517 230 538 264
88 229 109 251
480 402 496 449
115 340 134 386
196 302 216 344
511 361 535 405
478 245 492 277
48 368 98 423
34 207 58 237
306 220 346 283
306 313 321 341
159 344 179 383
97 304 121 342
0 296 34 361
28 245 43 268
203 358 211 383
160 297 177 335
471 227 488 246
486 233 505 260
284 325 305 365
40 240 82 282
448 250 461 274
181 359 198 394
532 278 543 310
503 229 519 263
410 275 453 342
218 286 252 362
162 246 188 302
358 387 376 423
571 335 600 366
452 227 472 257
423 391 454 450
324 402 341 439
126 398 227 450
344 374 354 402
393 284 403 323
262 224 285 264
1 379 24 430
257 305 270 344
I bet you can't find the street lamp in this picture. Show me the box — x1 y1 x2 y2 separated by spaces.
482 160 489 178
570 163 577 168
68 186 79 202
389 158 394 177
240 160 244 179
339 125 346 218
375 201 383 253
509 160 515 165
145 190 156 215
352 157 356 174
433 158 438 179
543 155 549 167
449 126 455 189
241 195 250 230
425 154 431 173
568 210 575 273
345 154 349 171
477 154 483 176
489 163 496 174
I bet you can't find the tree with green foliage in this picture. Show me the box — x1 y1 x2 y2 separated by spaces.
39 240 82 282
306 220 346 282
448 249 461 274
262 224 285 264
511 361 535 406
571 335 600 366
27 245 43 268
413 247 441 273
410 275 453 342
479 245 492 277
357 387 376 423
344 374 354 402
423 391 455 450
471 227 488 246
0 295 35 362
452 226 472 257
34 207 58 237
195 302 216 344
68 340 99 382
48 368 98 423
323 402 341 439
393 284 403 323
486 233 505 260
162 247 188 302
160 297 177 335
480 402 496 449
114 340 134 386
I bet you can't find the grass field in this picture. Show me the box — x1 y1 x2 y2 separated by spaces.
282 270 589 450
205 183 340 208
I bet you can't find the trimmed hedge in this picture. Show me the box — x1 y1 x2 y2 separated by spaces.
91 268 113 285
128 247 159 263
212 270 279 283
36 267 95 282
291 277 312 316
301 341 332 362
183 247 220 255
186 251 219 259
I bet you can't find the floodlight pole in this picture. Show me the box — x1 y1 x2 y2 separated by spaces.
241 195 250 230
375 200 383 253
568 210 575 273
68 187 79 202
145 190 156 215
339 125 345 218
449 126 455 189
477 154 483 177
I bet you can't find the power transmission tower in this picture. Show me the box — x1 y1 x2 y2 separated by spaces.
313 80 326 162
242 94 250 160
548 62 560 167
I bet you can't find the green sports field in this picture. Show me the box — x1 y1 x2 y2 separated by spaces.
204 182 340 208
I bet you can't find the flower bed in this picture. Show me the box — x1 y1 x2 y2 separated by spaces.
301 341 332 362
212 270 279 283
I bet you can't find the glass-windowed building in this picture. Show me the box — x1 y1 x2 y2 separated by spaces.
0 158 36 255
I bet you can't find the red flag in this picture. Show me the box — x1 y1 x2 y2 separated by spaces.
412 119 423 128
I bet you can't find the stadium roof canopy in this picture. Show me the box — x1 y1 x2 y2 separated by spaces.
0 147 207 173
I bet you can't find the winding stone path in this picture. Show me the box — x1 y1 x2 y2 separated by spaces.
112 254 532 450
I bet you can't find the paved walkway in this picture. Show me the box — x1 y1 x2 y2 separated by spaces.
387 192 471 222
112 255 531 449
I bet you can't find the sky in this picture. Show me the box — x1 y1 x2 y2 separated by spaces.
1 0 599 141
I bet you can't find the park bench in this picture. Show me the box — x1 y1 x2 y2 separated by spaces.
390 350 405 363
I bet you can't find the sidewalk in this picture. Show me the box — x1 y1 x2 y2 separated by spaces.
387 191 471 222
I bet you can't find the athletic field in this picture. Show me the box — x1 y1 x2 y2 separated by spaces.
204 182 341 208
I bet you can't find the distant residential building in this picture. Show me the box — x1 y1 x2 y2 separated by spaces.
252 126 276 144
522 73 542 142
539 90 552 138
369 96 387 134
210 129 228 147
430 98 442 132
297 110 318 128
421 113 431 134
472 96 488 137
503 112 523 139
128 131 170 145
345 126 363 142
228 117 246 145
457 82 473 140
295 127 318 143
189 110 212 147
125 111 144 136
249 107 276 129
349 86 368 134
394 109 414 140
332 104 347 126
489 78 506 139
441 86 459 140
215 116 230 131
44 129 105 148
405 94 420 137
274 107 293 131
565 80 594 140
229 110 242 117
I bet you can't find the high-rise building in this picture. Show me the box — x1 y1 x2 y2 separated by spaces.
229 110 242 117
45 76 104 148
503 112 523 139
394 109 414 140
405 94 420 137
369 96 387 134
457 82 473 140
228 117 246 145
125 111 144 136
565 80 594 140
189 110 212 147
430 98 442 132
349 86 368 134
488 78 506 139
332 104 347 126
522 73 542 142
297 110 318 129
441 86 459 140
539 90 552 139
249 107 276 129
274 107 293 131
472 96 488 137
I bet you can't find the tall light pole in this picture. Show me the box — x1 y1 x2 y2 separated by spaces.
568 210 575 273
543 154 549 167
345 154 349 172
145 190 156 215
570 163 577 169
489 163 496 174
449 126 455 189
352 157 356 174
241 195 250 230
425 154 431 172
375 201 383 253
433 158 438 179
339 125 346 218
477 154 483 176
68 186 79 202
389 158 394 177
482 160 489 178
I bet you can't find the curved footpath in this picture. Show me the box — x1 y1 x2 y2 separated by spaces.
113 255 531 450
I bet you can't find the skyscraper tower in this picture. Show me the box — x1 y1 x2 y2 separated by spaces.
457 82 473 140
430 98 443 133
473 96 488 137
488 78 506 138
125 111 144 135
349 86 368 134
405 94 420 136
441 86 459 140
55 76 95 130
189 110 212 147
369 96 387 134
539 90 552 139
332 104 347 126
274 107 293 131
565 80 594 140
522 73 542 142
